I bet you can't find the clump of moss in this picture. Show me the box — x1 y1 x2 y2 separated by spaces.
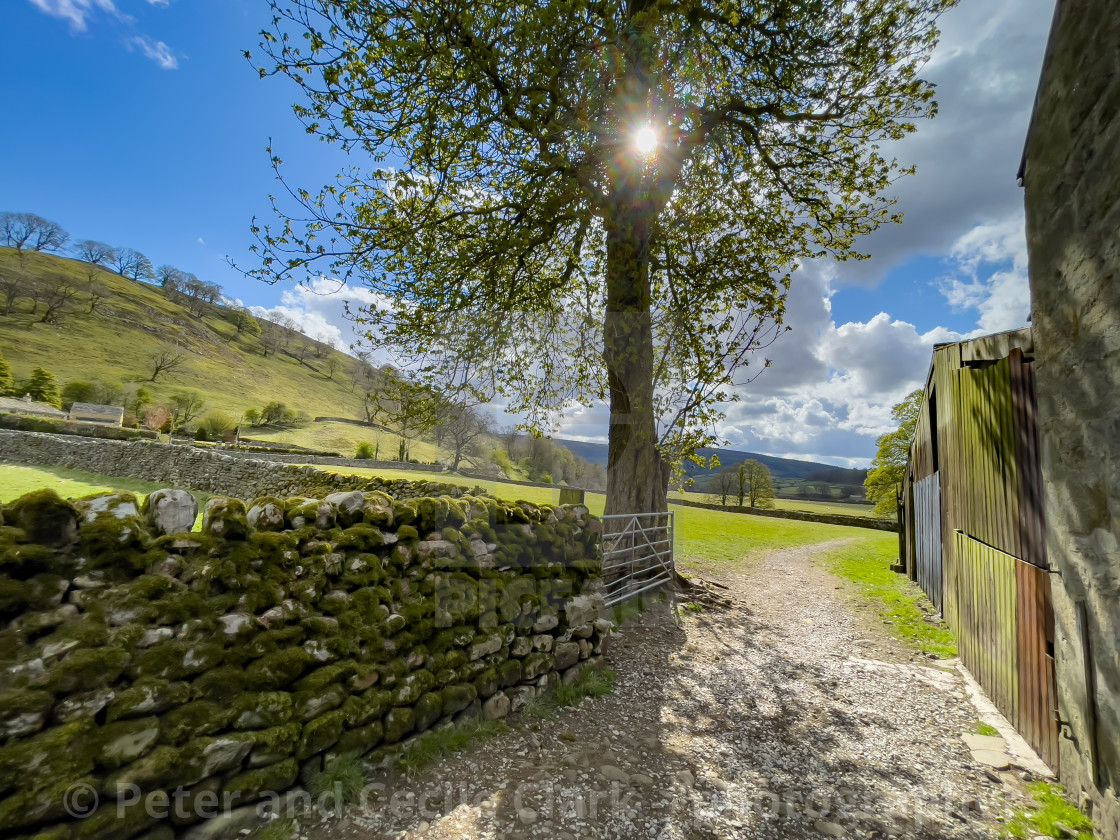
4 489 79 549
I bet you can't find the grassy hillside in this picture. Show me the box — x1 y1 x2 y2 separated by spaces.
0 247 432 458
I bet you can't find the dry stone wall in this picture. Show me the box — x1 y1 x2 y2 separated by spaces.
0 430 483 502
0 486 606 840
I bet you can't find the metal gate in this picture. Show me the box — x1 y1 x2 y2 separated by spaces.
600 512 675 607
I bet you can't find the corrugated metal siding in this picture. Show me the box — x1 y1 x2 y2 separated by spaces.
914 472 943 610
955 532 1020 721
1017 561 1059 770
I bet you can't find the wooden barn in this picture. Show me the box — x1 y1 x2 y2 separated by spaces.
899 327 1058 770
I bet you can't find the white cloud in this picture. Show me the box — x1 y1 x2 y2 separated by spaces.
128 35 178 69
197 237 205 245
27 0 130 31
937 217 1031 333
249 277 386 354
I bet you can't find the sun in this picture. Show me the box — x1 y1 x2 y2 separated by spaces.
633 124 660 156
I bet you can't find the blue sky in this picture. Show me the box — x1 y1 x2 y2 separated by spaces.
2 0 1055 467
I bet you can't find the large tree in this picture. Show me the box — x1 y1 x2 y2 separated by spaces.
737 459 775 508
865 388 923 516
250 0 952 515
1 213 69 254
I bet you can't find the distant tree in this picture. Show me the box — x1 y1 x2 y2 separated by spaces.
147 347 187 382
23 367 62 408
865 389 924 517
125 385 152 417
74 241 116 265
156 265 185 292
114 248 154 282
230 306 262 341
0 213 69 253
440 405 492 471
0 271 23 317
712 468 736 507
85 279 106 314
170 391 205 426
260 401 288 425
31 278 77 325
0 351 14 395
324 354 341 380
60 381 97 410
92 379 124 407
242 408 261 426
739 460 776 508
369 374 442 462
201 411 235 438
355 441 375 459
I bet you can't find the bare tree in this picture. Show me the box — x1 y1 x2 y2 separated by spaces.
712 468 737 508
74 241 116 265
115 248 154 282
148 348 187 382
32 279 77 325
441 405 492 471
325 354 341 380
1 213 69 253
80 261 108 313
0 270 23 317
156 264 185 292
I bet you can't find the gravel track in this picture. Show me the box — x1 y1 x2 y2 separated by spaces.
312 540 1035 840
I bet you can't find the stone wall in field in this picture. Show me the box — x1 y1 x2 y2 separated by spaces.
672 497 897 533
0 486 606 840
1022 0 1120 833
0 430 484 503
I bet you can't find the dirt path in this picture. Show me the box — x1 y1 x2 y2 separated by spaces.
312 541 1035 840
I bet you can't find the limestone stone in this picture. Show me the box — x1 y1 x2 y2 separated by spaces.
554 641 581 671
482 692 511 720
145 489 198 536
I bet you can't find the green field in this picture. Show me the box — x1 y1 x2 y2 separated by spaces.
0 463 210 528
669 490 877 518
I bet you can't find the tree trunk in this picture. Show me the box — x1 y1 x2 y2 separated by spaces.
603 207 667 517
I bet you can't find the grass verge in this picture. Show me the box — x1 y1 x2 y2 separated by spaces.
1006 782 1095 840
395 720 509 777
309 756 367 807
816 533 957 658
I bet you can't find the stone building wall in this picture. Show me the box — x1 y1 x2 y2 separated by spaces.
1021 0 1120 833
0 486 606 839
0 430 483 503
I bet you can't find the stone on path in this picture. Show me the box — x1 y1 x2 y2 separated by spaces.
971 749 1011 770
962 733 1006 751
600 765 631 784
815 819 846 837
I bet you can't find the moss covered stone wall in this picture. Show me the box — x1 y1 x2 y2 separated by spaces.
0 486 606 840
0 430 483 501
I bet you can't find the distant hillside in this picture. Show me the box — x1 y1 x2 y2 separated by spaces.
553 438 868 501
0 247 445 462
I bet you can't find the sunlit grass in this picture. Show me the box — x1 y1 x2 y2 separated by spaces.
815 532 957 657
1006 782 1095 840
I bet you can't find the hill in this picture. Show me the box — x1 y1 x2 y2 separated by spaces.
553 438 868 501
0 247 444 461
